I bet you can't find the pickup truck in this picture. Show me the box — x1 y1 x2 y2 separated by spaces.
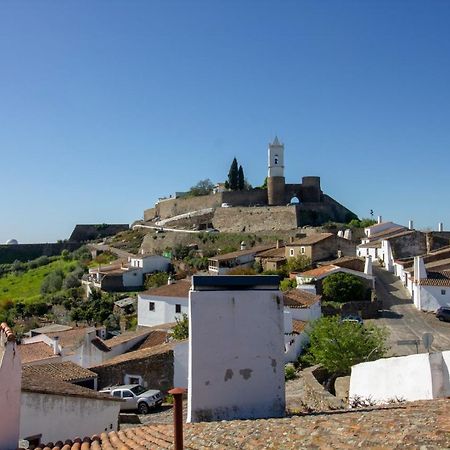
100 384 163 414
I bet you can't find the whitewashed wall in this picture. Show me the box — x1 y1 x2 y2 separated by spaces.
141 255 170 273
138 295 188 327
0 337 21 450
173 341 189 388
284 332 309 363
123 269 143 287
188 288 285 422
289 302 321 322
349 351 450 405
415 285 450 312
20 393 120 443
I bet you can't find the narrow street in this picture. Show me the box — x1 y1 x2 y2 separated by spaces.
369 266 450 356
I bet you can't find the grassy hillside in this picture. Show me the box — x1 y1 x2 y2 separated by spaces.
0 258 76 305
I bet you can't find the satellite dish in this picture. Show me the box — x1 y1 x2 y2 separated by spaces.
422 332 434 352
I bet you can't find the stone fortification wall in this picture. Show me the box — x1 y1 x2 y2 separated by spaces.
155 194 223 219
297 196 356 226
143 207 156 222
221 188 267 206
0 242 82 264
213 206 298 233
69 224 129 242
390 231 427 260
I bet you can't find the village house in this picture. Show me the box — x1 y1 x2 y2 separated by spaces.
283 289 321 362
21 325 155 368
296 256 375 295
254 240 286 271
138 280 191 327
82 252 170 293
20 369 121 446
0 323 20 450
285 233 355 264
91 337 188 392
207 243 275 275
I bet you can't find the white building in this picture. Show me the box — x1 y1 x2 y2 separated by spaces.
20 371 121 445
84 253 170 292
412 256 450 311
138 280 191 327
349 351 450 405
0 323 21 450
188 275 285 422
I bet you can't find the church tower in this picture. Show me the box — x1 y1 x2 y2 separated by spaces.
267 136 286 206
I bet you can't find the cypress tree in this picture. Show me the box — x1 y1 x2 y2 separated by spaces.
228 157 239 190
238 165 245 190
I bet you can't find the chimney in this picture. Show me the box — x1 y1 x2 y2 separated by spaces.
52 336 60 355
414 256 427 281
408 220 413 230
289 236 295 244
167 275 175 285
337 230 343 238
276 239 282 249
438 222 444 232
364 256 373 276
343 229 352 240
377 215 382 224
240 241 246 251
337 249 342 258
141 248 145 255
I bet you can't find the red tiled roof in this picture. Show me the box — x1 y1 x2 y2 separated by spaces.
298 265 340 278
140 280 191 298
23 398 450 449
1 322 15 342
292 319 307 334
102 328 152 348
256 247 286 258
46 327 91 353
209 244 275 262
137 330 170 349
18 342 60 364
283 289 321 308
22 361 97 383
419 271 450 286
289 233 334 246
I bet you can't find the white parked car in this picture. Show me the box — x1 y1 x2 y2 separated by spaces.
221 202 231 208
100 384 163 414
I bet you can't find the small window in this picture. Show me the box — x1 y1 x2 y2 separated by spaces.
123 390 133 398
149 302 155 312
289 249 294 257
113 391 121 398
175 304 181 314
301 247 305 254
441 289 446 295
128 376 141 385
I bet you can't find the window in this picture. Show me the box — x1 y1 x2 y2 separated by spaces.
175 304 181 313
149 302 155 312
441 289 446 295
113 391 122 398
301 247 305 254
289 249 294 257
122 390 133 398
274 154 279 164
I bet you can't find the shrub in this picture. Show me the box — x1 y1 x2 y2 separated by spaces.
280 278 297 292
285 363 296 381
322 272 365 303
145 272 169 289
284 255 311 273
41 269 64 294
171 313 189 340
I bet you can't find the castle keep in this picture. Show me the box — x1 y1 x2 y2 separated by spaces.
144 138 356 231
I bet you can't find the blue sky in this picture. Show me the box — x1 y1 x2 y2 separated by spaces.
1 1 450 243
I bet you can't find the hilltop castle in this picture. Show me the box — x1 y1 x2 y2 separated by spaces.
143 138 357 231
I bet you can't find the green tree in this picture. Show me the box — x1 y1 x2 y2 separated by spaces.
189 179 214 196
303 316 389 375
227 157 239 190
41 269 64 294
284 254 311 273
280 278 297 292
322 272 365 303
171 313 189 340
238 165 245 190
145 272 169 289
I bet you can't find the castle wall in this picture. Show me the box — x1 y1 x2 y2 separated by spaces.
221 189 267 206
213 206 298 233
0 242 82 264
267 177 286 206
156 194 223 219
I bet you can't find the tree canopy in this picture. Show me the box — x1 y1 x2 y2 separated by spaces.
302 316 389 375
284 254 312 273
188 179 214 197
171 313 189 340
322 272 365 303
227 158 239 190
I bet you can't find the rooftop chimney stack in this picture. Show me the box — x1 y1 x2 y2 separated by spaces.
276 239 282 249
364 256 373 276
408 220 413 230
377 215 382 224
240 241 247 251
167 275 174 285
438 222 444 232
52 336 60 355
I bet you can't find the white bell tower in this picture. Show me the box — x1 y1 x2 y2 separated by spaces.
268 136 284 178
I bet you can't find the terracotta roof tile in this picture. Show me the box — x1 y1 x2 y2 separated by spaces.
18 342 60 364
90 342 175 368
292 319 307 334
46 327 92 352
23 398 450 449
209 244 275 262
298 264 340 278
137 330 170 349
283 289 321 308
256 246 286 258
289 233 334 246
102 327 153 348
366 225 407 240
22 361 97 383
21 371 120 402
140 280 191 298
1 322 15 342
419 270 450 286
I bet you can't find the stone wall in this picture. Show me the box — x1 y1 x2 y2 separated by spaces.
213 206 298 233
69 224 129 242
390 231 427 260
0 242 82 264
92 350 174 393
322 300 382 319
156 194 222 219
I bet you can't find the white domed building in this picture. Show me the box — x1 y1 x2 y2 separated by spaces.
5 239 18 245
